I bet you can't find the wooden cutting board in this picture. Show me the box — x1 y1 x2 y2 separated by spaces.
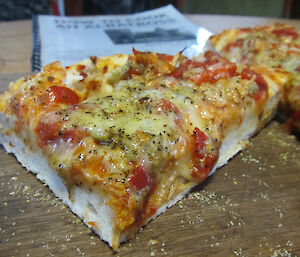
0 74 299 257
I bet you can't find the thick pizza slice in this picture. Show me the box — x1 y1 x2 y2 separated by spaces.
210 23 300 133
0 50 286 249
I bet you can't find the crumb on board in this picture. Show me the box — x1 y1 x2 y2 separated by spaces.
148 239 158 245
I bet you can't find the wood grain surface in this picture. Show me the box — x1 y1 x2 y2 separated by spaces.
0 74 299 257
0 21 32 74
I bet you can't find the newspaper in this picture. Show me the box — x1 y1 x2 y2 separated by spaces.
32 5 212 71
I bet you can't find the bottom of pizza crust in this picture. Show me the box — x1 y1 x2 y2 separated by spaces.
0 51 286 249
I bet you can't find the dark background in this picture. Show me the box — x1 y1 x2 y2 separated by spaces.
0 0 299 21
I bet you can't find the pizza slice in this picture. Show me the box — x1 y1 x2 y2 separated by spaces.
0 50 287 250
210 23 300 133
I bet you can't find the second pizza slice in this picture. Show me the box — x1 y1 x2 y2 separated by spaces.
210 23 300 132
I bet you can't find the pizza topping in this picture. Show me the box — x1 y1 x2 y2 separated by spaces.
241 68 268 102
76 64 86 71
35 121 62 146
132 48 173 75
171 51 237 85
59 129 89 144
157 98 179 114
79 71 88 81
191 127 217 181
224 38 244 51
191 62 237 85
129 165 151 190
35 118 89 146
272 27 298 40
157 53 173 62
156 98 183 127
192 127 208 157
126 67 141 79
47 86 80 105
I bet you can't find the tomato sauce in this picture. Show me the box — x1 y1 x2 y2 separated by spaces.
171 51 237 85
129 165 150 190
224 38 244 52
127 164 158 228
191 127 217 181
272 27 298 40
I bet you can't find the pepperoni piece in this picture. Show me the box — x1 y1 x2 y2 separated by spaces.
47 86 79 105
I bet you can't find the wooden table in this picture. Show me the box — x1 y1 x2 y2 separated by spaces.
0 15 299 257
